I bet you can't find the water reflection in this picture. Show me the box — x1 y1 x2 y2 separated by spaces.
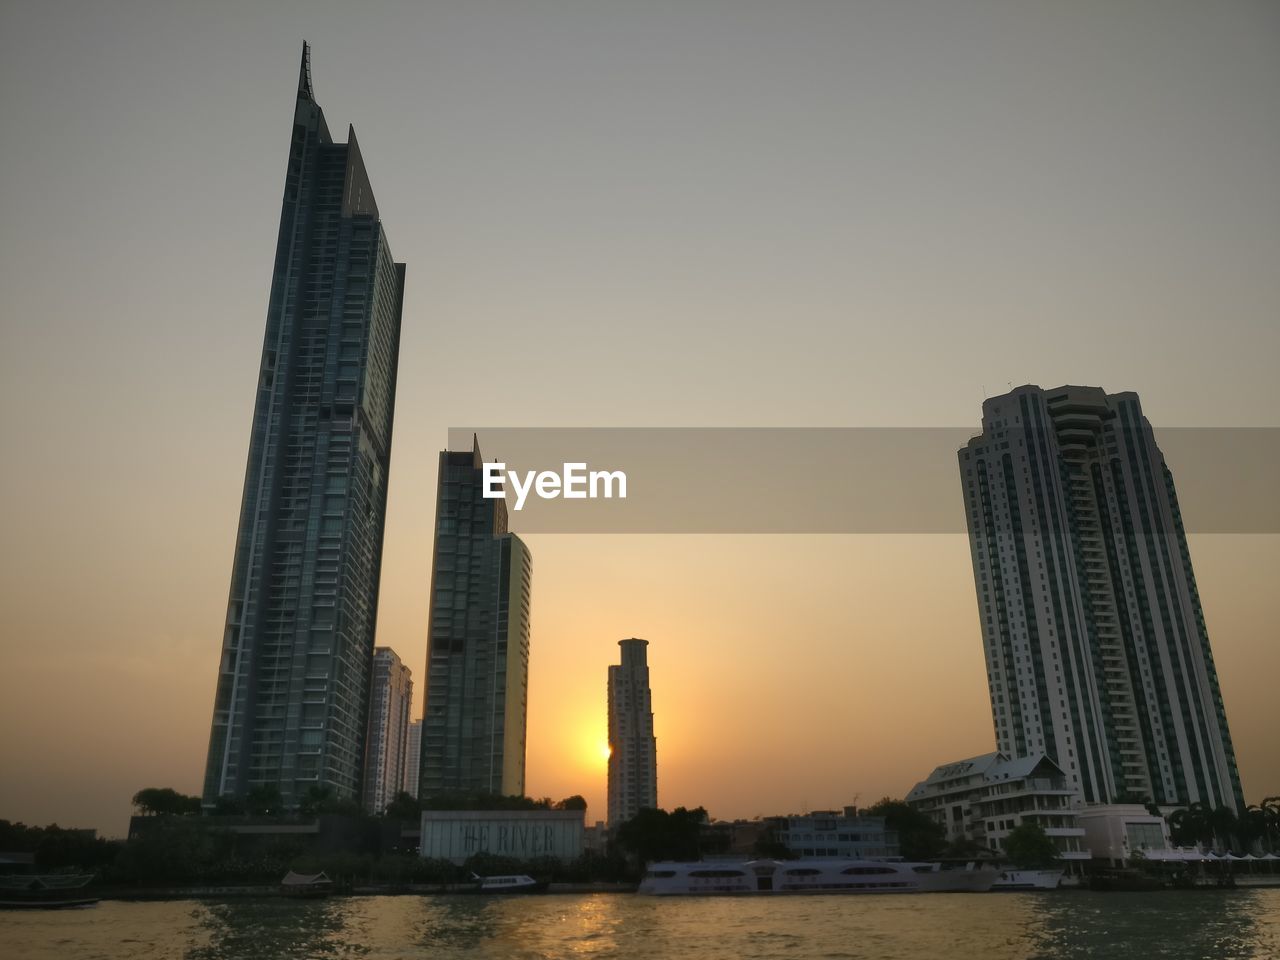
4 890 1277 960
188 898 357 959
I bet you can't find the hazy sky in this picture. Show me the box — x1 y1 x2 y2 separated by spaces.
1 1 1277 837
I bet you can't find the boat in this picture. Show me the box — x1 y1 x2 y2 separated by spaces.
638 859 920 895
0 874 99 909
989 869 1063 891
1088 868 1169 892
280 871 334 898
468 873 548 894
905 861 1000 892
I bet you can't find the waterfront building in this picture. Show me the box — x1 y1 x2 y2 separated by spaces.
764 808 900 860
363 648 413 813
203 44 406 809
907 752 1089 863
583 820 608 855
419 439 533 798
1076 803 1181 867
959 385 1244 811
607 638 658 826
705 819 770 856
418 809 585 864
402 720 422 798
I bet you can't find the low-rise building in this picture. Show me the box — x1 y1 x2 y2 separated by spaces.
907 752 1089 865
765 807 899 859
1077 803 1180 867
418 809 585 864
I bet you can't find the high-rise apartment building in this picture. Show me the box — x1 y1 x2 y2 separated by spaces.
203 45 405 809
419 439 532 798
959 385 1243 812
403 720 422 798
363 648 413 814
608 638 658 826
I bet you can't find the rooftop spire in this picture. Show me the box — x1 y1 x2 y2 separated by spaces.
298 41 314 101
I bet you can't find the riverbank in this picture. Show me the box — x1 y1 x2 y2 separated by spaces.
94 881 638 901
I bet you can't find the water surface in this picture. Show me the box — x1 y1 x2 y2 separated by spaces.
2 890 1277 959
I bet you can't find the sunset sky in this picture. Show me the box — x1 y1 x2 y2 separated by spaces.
1 1 1277 837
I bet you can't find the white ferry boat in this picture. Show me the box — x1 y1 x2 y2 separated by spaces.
638 859 920 896
904 861 1000 893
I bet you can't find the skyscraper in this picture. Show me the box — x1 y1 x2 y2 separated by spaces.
363 648 413 814
959 385 1243 812
403 720 422 798
608 638 658 826
419 439 533 798
203 45 405 809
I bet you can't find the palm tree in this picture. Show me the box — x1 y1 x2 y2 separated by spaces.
1208 806 1240 852
1260 796 1280 853
1169 802 1212 848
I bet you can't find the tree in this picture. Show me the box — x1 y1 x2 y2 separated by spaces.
1261 797 1280 853
555 795 588 811
1169 802 1212 847
1168 802 1240 851
245 783 284 816
212 795 245 816
942 837 992 860
752 825 796 860
1002 822 1059 869
864 798 947 861
132 787 200 817
615 807 708 863
419 792 550 812
384 791 423 821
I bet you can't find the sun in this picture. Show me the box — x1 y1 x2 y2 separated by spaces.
598 742 612 764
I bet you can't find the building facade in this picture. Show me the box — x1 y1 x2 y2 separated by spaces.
419 439 533 798
403 720 422 798
907 752 1089 863
765 809 900 860
1076 803 1180 867
363 648 413 813
419 809 584 864
203 44 405 809
607 638 658 826
959 385 1243 812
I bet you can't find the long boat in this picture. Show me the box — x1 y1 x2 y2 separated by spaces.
989 868 1064 891
638 859 920 895
905 861 1000 892
0 874 99 909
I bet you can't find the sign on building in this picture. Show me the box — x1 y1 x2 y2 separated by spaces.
419 810 585 864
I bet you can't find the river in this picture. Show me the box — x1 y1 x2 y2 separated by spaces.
3 890 1278 959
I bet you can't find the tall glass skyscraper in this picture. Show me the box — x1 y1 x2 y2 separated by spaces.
419 439 533 798
959 385 1243 812
203 45 405 809
608 638 658 826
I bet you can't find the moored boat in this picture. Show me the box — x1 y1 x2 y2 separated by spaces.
468 873 548 894
905 861 1000 892
638 859 919 896
280 871 334 898
0 874 99 909
989 869 1063 891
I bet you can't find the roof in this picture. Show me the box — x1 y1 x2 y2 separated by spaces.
281 871 331 886
908 751 1068 800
